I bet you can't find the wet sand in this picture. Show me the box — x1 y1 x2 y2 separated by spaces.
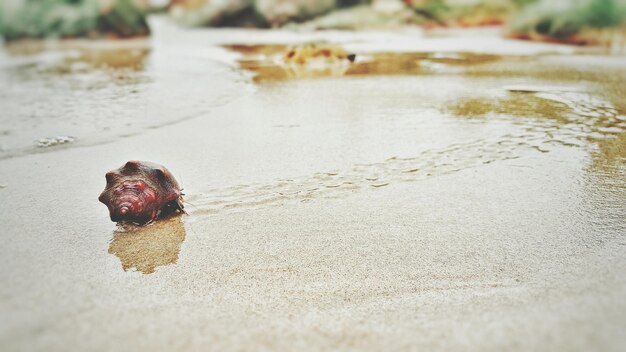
1 18 625 351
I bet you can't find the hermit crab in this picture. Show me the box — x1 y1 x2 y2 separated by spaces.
99 161 185 224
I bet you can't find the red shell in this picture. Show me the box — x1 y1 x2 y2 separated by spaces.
99 160 184 224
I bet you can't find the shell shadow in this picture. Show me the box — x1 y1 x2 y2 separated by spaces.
108 215 186 274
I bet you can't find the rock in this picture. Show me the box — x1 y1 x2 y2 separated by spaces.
168 0 372 28
294 3 415 30
372 0 406 14
98 0 151 37
254 0 338 27
169 0 254 27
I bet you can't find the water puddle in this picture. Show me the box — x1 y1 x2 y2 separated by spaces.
225 43 505 82
449 89 625 142
176 44 626 217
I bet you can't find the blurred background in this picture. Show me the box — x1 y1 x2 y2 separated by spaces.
1 0 625 45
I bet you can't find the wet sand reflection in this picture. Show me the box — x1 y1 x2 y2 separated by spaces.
108 215 186 274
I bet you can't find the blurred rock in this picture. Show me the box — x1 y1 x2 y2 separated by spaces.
405 0 451 24
294 3 415 30
372 0 405 14
169 0 370 27
254 0 337 26
98 0 151 37
169 0 255 27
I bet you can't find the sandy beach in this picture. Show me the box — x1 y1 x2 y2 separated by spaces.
1 18 625 351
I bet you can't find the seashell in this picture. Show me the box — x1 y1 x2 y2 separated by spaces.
99 160 185 224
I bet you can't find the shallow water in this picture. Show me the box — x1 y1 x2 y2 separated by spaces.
184 48 625 217
0 20 625 352
0 39 243 159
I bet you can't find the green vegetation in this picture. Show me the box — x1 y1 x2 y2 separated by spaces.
404 0 626 37
0 0 149 41
406 0 449 23
2 0 625 43
509 0 626 39
405 0 531 25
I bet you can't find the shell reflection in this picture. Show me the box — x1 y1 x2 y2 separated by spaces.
108 215 186 274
